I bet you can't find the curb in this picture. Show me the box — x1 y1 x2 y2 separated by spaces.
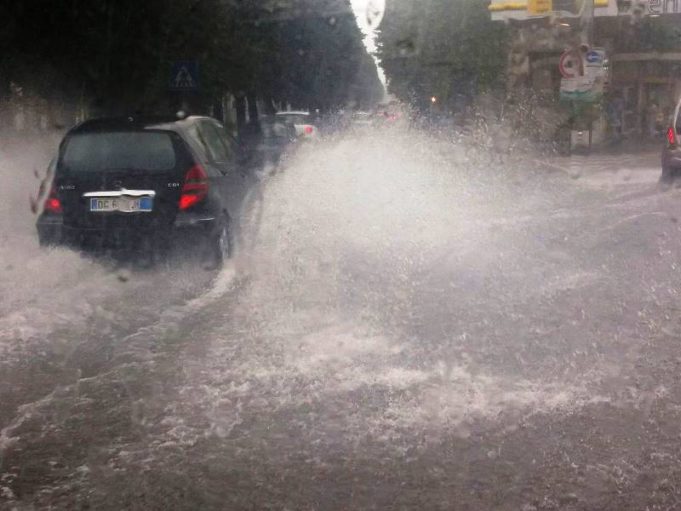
530 158 572 176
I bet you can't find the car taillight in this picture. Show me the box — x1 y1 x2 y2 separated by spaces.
668 127 676 146
179 164 209 210
304 125 314 135
43 186 63 214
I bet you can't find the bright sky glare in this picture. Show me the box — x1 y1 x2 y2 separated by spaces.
350 0 386 84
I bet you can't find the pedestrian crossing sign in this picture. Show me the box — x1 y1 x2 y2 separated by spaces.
170 61 200 91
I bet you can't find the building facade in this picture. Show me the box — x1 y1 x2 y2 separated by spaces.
491 0 681 141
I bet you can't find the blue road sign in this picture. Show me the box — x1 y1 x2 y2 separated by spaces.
170 61 200 91
585 51 603 65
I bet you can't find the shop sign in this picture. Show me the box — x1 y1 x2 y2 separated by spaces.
618 0 681 15
528 0 552 14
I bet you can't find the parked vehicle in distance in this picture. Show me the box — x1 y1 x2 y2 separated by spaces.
661 100 681 184
275 111 318 139
256 115 298 168
373 101 407 127
351 111 375 128
36 115 250 267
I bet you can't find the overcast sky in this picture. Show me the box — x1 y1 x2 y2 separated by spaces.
350 0 387 86
350 0 378 52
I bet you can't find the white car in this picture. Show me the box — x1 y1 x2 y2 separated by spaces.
275 111 318 139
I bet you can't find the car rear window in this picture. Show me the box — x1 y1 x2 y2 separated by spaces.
62 131 176 172
262 120 293 140
277 114 310 125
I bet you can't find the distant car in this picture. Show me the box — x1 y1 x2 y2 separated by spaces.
36 115 250 267
275 111 318 139
351 111 374 128
661 103 681 184
373 105 405 127
257 116 298 167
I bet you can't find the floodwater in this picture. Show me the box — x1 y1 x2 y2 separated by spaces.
2 130 681 510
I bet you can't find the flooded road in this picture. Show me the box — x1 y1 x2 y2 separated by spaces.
2 133 681 510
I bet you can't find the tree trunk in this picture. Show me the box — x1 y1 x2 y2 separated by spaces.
247 93 259 125
0 69 10 134
263 96 277 115
235 95 247 133
213 97 224 124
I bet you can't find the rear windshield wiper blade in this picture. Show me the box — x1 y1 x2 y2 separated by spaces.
101 167 153 174
64 167 154 175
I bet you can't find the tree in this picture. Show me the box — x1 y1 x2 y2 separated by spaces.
1 0 381 131
377 0 507 112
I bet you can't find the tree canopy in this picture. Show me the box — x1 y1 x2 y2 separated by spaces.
376 0 507 112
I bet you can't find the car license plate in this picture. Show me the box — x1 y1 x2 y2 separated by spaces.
89 196 153 213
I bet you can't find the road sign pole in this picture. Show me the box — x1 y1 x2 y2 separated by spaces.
580 0 595 47
584 0 595 150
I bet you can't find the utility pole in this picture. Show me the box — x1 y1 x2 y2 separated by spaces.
580 0 594 48
579 0 596 151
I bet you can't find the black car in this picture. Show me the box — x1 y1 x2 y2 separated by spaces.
36 115 250 266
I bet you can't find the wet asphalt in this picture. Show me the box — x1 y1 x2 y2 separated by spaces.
2 133 681 510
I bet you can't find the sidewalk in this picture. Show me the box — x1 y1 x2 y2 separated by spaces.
534 148 661 187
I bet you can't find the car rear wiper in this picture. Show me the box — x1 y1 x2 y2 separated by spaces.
62 167 156 175
101 167 154 175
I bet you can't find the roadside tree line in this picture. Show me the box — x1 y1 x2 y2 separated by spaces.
0 0 383 133
377 0 507 114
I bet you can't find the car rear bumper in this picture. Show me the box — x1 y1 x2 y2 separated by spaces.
36 215 65 246
662 146 681 169
36 212 217 250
